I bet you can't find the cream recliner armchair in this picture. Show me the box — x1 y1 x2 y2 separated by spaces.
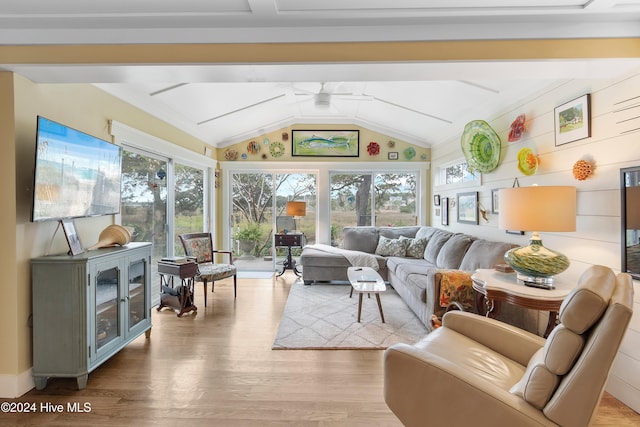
384 265 634 427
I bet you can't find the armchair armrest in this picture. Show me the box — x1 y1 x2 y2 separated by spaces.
212 249 234 264
442 311 545 366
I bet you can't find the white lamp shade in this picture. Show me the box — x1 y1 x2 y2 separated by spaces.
499 186 576 232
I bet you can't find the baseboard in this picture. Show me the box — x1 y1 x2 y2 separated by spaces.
0 368 34 398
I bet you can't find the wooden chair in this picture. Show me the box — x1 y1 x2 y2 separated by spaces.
179 233 237 307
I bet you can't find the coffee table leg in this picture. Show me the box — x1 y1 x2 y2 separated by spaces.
357 293 363 322
375 293 385 323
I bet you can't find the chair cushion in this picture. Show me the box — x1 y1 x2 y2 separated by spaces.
196 263 237 281
559 265 615 334
184 236 213 263
542 325 584 375
510 348 559 410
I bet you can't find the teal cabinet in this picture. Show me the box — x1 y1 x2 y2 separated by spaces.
31 242 152 390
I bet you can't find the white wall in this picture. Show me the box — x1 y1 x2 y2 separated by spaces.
430 72 640 412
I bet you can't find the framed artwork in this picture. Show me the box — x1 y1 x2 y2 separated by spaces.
388 151 398 160
441 197 449 226
291 130 359 157
457 191 479 225
61 219 84 255
554 94 591 146
491 188 501 214
434 194 441 206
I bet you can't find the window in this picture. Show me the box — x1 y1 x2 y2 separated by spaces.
436 159 481 188
330 172 417 246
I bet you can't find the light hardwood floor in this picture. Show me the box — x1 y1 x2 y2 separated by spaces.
3 274 639 426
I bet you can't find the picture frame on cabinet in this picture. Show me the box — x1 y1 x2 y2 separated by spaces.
61 219 84 255
554 94 591 146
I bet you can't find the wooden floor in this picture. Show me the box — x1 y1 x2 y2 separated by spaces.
3 274 639 426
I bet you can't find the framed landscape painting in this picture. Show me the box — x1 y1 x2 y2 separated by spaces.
291 130 359 157
457 191 479 225
554 94 591 146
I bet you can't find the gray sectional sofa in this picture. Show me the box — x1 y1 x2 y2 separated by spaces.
300 226 515 331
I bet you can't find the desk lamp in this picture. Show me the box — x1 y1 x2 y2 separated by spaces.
286 201 306 234
499 186 576 289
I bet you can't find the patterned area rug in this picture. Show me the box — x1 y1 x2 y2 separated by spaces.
273 282 428 349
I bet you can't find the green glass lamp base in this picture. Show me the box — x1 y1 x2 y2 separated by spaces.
504 238 569 290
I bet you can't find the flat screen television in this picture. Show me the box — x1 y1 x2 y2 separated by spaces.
31 116 123 222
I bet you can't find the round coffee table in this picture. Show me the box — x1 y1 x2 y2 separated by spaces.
347 266 386 323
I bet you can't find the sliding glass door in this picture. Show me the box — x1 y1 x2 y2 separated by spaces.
230 171 317 271
120 148 207 262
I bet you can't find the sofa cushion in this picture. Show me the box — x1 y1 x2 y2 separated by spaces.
393 259 433 283
415 226 439 241
342 226 379 253
400 236 428 258
405 273 431 303
379 226 421 240
458 239 514 271
375 236 407 257
436 234 474 269
423 229 454 264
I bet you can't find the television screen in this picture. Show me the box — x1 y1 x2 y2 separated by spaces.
31 116 123 222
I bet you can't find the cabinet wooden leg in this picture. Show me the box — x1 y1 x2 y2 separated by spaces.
76 374 88 390
33 376 47 390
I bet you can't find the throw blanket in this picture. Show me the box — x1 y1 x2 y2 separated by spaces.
305 244 379 270
439 270 474 308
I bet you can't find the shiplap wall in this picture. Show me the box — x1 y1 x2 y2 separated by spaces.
430 72 640 412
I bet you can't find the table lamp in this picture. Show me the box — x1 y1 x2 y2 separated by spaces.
286 201 306 233
498 186 576 289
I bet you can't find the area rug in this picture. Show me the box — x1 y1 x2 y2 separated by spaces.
273 282 428 350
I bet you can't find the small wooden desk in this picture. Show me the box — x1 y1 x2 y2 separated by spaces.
471 269 573 337
157 261 199 316
275 233 303 277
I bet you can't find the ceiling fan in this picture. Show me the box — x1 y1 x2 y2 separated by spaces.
293 82 373 108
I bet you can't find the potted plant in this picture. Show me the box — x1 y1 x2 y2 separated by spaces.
234 223 262 257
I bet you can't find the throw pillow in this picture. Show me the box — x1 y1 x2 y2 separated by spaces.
399 236 428 258
375 236 407 257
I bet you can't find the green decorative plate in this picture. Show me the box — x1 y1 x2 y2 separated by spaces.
461 120 501 173
517 147 539 176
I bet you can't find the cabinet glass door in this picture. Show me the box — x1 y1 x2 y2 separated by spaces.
95 267 120 350
128 257 147 330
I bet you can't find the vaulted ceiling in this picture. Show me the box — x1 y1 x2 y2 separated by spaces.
2 0 640 148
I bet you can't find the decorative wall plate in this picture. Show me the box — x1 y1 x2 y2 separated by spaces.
269 141 285 158
247 140 260 154
461 120 501 172
224 148 238 161
403 147 416 160
517 147 539 175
